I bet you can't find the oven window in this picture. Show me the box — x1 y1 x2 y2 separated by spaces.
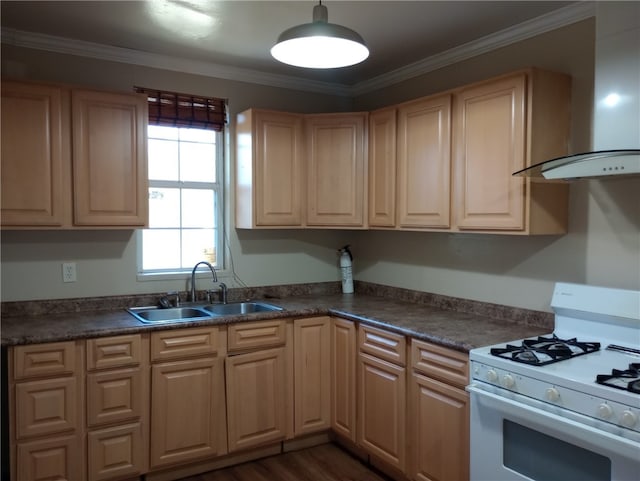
503 420 611 481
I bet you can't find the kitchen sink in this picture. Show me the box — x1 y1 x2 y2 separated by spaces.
127 301 282 324
127 306 213 324
201 301 283 316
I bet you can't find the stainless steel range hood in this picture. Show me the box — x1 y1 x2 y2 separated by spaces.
515 2 640 181
514 150 640 180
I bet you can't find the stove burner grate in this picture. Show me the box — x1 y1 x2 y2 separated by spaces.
490 334 600 366
596 363 640 394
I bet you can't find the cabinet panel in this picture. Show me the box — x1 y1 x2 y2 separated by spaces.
15 377 78 439
411 339 469 388
151 326 220 361
150 357 225 468
294 317 331 435
87 422 145 481
236 109 304 227
16 434 82 481
226 347 287 451
331 318 357 442
368 107 397 227
87 367 143 427
411 373 469 481
14 342 77 380
71 89 148 226
1 81 70 227
358 324 406 366
357 353 406 471
454 74 526 230
87 334 142 370
306 113 367 227
397 94 452 229
227 320 286 352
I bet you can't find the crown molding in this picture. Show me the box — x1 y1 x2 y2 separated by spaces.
1 2 595 98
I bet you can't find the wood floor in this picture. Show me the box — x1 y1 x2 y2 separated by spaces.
177 443 393 481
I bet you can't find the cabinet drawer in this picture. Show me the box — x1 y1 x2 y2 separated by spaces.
151 326 221 362
358 324 406 366
227 320 286 352
87 334 142 370
13 342 77 380
87 367 143 427
88 422 145 481
411 339 468 388
15 377 78 439
16 434 83 481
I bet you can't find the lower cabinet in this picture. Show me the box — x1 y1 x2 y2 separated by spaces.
409 340 469 481
225 320 290 452
149 327 227 469
357 325 407 473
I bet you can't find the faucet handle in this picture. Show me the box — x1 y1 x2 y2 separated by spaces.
219 283 228 304
166 291 180 307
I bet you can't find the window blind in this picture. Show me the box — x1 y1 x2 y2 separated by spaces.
134 87 227 131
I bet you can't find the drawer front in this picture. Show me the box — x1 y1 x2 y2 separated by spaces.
411 339 469 388
13 342 77 380
227 320 286 352
15 377 78 439
358 324 406 366
87 367 143 427
151 326 220 362
16 434 83 481
88 423 145 481
87 334 142 370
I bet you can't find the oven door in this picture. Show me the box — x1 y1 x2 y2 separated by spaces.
467 384 640 481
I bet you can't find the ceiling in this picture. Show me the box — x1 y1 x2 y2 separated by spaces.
1 1 583 89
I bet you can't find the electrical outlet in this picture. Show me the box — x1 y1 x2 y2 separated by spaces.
62 262 77 283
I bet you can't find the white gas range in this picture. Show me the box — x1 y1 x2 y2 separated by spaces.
467 283 640 481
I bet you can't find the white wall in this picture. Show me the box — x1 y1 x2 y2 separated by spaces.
2 18 639 311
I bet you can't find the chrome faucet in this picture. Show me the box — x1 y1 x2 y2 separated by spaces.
190 261 217 302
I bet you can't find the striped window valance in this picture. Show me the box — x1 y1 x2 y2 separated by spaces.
134 86 227 131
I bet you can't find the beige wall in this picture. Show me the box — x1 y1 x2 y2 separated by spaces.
2 18 639 311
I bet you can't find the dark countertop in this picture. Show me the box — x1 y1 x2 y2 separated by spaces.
0 292 553 353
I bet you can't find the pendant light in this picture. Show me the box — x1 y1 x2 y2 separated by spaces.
270 1 369 69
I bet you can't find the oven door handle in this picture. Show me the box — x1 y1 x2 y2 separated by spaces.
467 384 640 462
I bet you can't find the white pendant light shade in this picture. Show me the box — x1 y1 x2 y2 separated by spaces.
271 2 369 69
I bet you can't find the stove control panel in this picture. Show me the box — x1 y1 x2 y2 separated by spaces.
471 361 640 435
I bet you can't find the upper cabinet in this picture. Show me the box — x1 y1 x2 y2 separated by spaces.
235 109 304 228
368 107 397 228
1 80 148 229
305 113 368 228
452 69 570 234
396 94 452 229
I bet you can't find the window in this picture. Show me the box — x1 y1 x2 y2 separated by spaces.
141 125 224 273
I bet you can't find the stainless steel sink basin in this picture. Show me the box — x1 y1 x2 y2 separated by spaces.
201 302 283 316
127 301 282 323
127 306 212 324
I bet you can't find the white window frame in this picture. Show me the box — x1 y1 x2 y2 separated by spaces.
136 126 226 281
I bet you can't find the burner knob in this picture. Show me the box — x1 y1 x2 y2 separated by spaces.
502 374 515 388
545 387 560 402
620 410 638 428
597 403 613 419
486 370 498 382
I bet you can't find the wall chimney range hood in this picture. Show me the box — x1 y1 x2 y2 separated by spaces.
515 2 639 181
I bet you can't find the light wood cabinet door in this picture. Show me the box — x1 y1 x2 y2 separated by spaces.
86 367 143 427
226 347 287 452
71 89 148 226
294 317 331 436
410 372 469 481
331 318 357 442
397 94 452 229
16 434 82 481
357 352 406 472
1 81 70 227
306 113 368 227
368 107 397 227
87 422 145 481
236 109 304 228
452 69 570 234
150 357 226 468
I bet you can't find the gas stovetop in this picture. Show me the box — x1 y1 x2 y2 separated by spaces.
469 282 640 438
